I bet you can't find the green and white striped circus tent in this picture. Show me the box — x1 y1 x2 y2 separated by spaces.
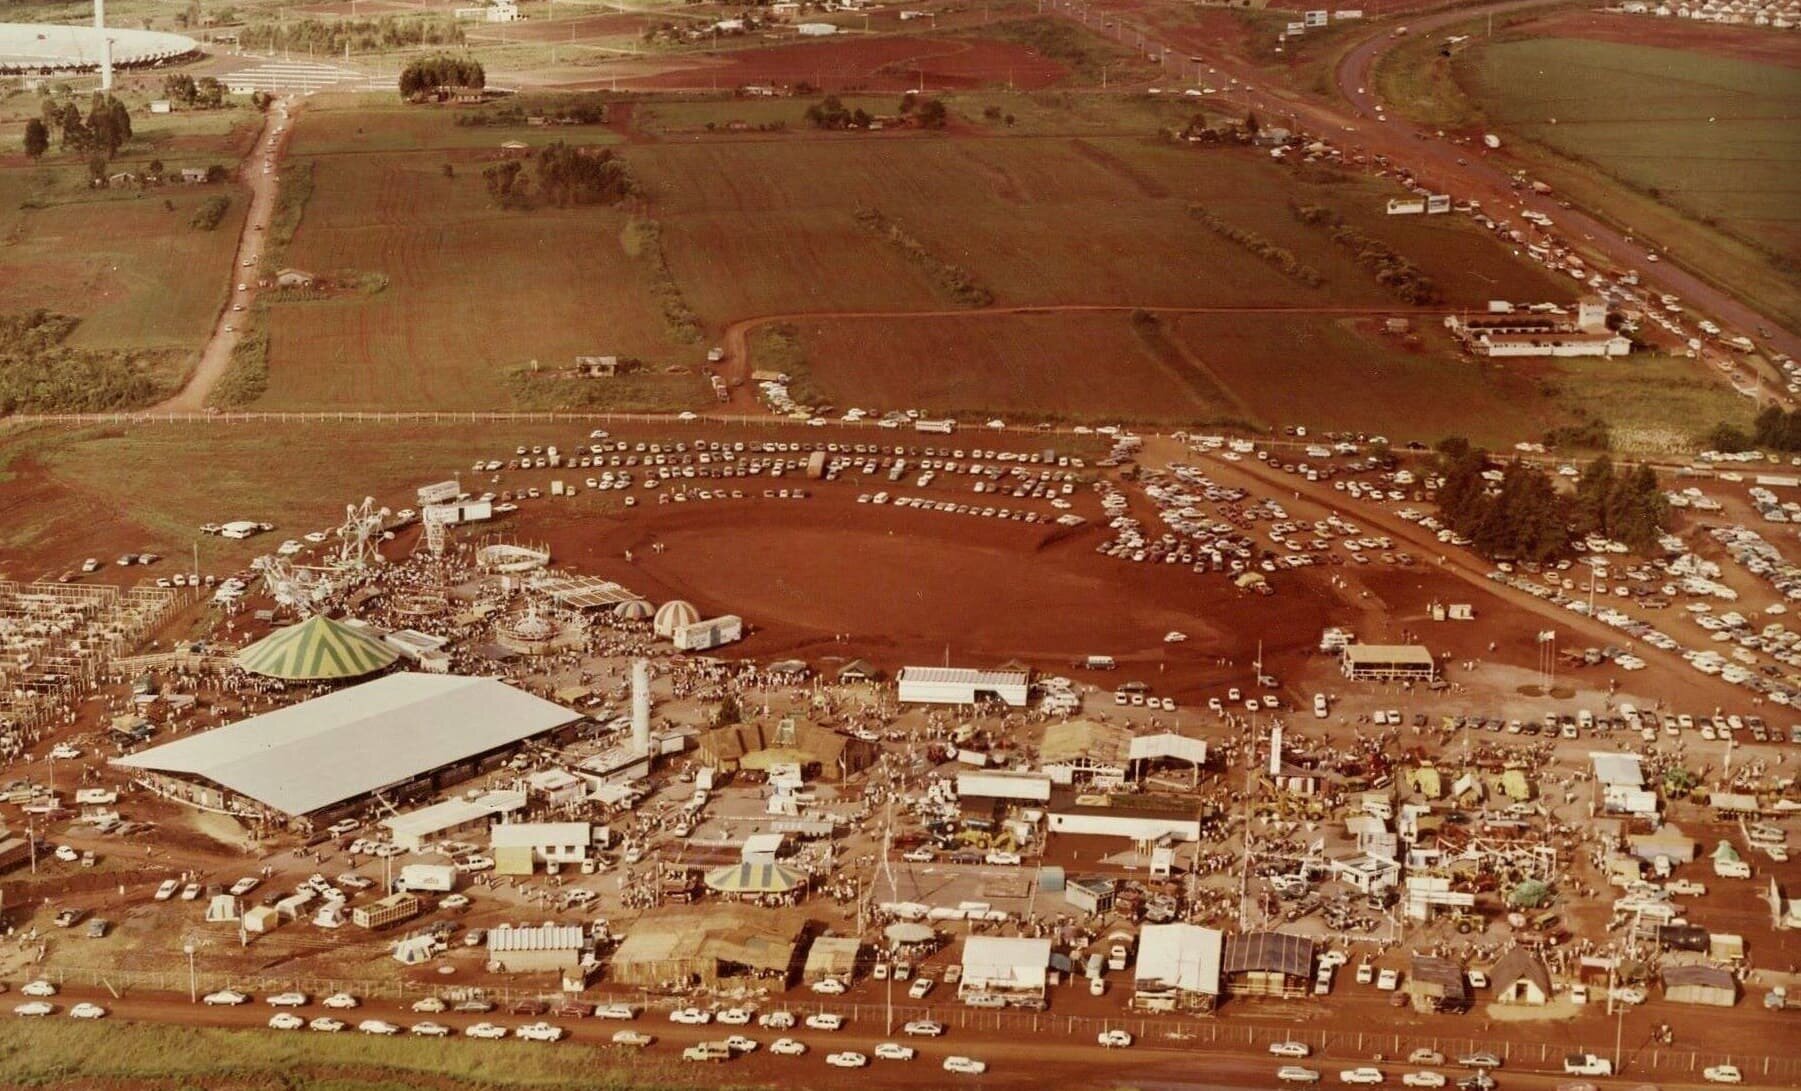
234 615 400 681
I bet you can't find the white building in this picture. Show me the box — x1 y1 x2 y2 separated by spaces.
959 936 1052 1004
490 821 591 873
897 667 1029 707
956 770 1053 803
1133 923 1223 1012
1047 791 1202 843
381 789 526 854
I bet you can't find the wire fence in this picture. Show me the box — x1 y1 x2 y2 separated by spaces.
31 964 1801 1083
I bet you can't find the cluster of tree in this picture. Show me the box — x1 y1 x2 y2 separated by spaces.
620 217 701 344
482 159 529 208
190 194 232 230
1187 204 1324 287
1543 416 1611 452
245 17 463 58
980 105 1017 127
455 94 609 127
535 143 633 207
27 94 133 158
1740 405 1801 452
163 74 227 109
0 311 165 415
804 95 872 131
400 53 486 98
1290 202 1441 305
1570 455 1667 550
899 96 947 129
853 206 992 308
1434 441 1569 561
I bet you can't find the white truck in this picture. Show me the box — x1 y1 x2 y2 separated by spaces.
1563 1053 1614 1076
394 864 456 894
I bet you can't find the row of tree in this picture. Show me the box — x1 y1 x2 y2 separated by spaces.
400 54 485 98
1290 201 1441 305
804 95 946 131
1711 405 1801 454
0 311 165 415
245 16 463 57
25 94 133 159
1434 440 1667 560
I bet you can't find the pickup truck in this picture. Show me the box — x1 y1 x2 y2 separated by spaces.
1563 1053 1613 1076
682 1041 732 1063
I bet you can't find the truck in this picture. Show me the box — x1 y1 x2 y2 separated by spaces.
351 892 422 931
1713 854 1752 879
395 864 456 894
682 1041 733 1062
1764 986 1800 1011
914 419 956 435
1563 1053 1614 1076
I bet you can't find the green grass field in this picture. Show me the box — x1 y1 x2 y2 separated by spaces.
1465 39 1801 255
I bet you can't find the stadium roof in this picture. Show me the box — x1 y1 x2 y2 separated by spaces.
234 615 399 681
114 674 582 817
897 667 1029 686
1222 931 1315 978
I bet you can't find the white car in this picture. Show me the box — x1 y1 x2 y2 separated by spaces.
805 1013 844 1031
612 1029 654 1048
69 1003 106 1020
21 981 56 998
1098 1029 1133 1048
14 1002 54 1018
770 1037 807 1055
1279 1068 1323 1084
1402 1074 1446 1088
875 1043 916 1061
441 893 471 910
268 1012 304 1031
826 1052 869 1068
465 1022 508 1039
758 1010 796 1029
670 1007 711 1025
1272 1041 1313 1058
516 1022 564 1042
944 1056 988 1075
308 1017 345 1033
266 992 308 1008
154 879 179 901
908 978 934 999
596 1003 636 1020
724 1035 758 1053
322 993 360 1010
903 1019 944 1037
716 1007 753 1025
411 997 448 1013
204 990 250 1006
1340 1069 1385 1085
1704 1066 1743 1084
810 978 846 995
358 1020 400 1036
984 851 1022 866
410 1021 451 1037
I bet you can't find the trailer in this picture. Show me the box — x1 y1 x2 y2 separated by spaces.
914 419 956 434
352 892 422 930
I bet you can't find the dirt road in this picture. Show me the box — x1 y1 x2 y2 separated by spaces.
155 97 291 413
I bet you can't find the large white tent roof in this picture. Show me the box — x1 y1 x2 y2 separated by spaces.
1135 923 1223 995
114 674 581 817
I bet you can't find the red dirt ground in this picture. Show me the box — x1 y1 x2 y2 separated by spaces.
595 36 1068 92
1515 10 1801 68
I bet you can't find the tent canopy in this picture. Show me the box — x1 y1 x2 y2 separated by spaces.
235 615 399 681
705 862 806 894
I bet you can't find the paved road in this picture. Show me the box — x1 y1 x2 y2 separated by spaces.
1052 0 1797 365
156 97 291 413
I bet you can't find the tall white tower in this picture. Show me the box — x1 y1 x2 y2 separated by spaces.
630 659 651 755
100 37 114 91
1267 723 1283 778
94 0 104 29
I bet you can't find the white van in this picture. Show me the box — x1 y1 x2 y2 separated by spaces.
1313 695 1329 719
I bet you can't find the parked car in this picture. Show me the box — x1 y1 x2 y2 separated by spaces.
1457 1053 1502 1070
1704 1066 1743 1084
943 1056 989 1075
203 990 250 1006
13 1001 54 1018
1402 1074 1446 1088
464 1022 507 1040
1272 1041 1313 1058
358 1020 400 1036
903 1019 944 1037
805 1012 844 1031
757 1010 796 1029
308 1017 345 1033
410 1021 451 1037
515 1022 564 1042
1408 1050 1444 1066
1340 1068 1385 1085
21 981 56 998
826 1051 869 1068
321 993 359 1010
268 1012 304 1031
770 1037 806 1055
410 996 447 1013
68 1003 106 1020
1097 1029 1133 1048
1279 1069 1323 1085
611 1030 654 1048
875 1042 916 1061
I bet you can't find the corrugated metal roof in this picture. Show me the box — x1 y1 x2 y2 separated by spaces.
490 822 590 848
1134 923 1222 995
488 924 586 952
898 667 1029 686
1342 644 1434 665
1222 931 1315 978
114 674 582 817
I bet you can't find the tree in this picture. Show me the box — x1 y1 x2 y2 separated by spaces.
147 158 164 177
164 73 198 105
1706 421 1753 452
58 103 86 151
23 118 48 160
1244 109 1261 135
442 163 455 178
916 98 948 129
804 95 851 130
1572 455 1615 535
87 156 109 186
399 54 485 98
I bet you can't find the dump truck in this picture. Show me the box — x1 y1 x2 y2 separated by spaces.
352 892 422 931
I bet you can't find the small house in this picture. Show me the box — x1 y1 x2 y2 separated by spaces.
1491 947 1551 1004
179 167 209 184
275 268 316 289
1660 963 1737 1007
149 100 172 114
500 140 530 157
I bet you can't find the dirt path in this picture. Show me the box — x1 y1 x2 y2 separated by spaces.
715 303 1449 410
155 98 292 413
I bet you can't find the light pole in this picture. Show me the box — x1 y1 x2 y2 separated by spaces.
184 940 198 1003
